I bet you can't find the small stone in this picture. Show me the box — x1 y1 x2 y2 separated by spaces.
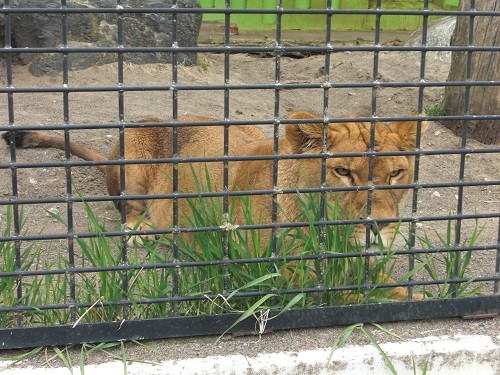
431 191 441 198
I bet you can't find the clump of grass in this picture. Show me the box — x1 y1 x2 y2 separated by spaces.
46 202 126 323
328 323 432 375
0 206 72 327
197 58 212 71
415 218 484 298
0 205 25 327
425 103 444 117
278 192 400 304
157 182 417 315
153 182 300 315
0 340 160 374
0 181 485 329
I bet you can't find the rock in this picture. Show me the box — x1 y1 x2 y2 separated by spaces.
3 0 202 76
405 16 457 62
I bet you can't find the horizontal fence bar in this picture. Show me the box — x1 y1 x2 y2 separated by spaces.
0 178 498 207
0 115 499 132
1 275 499 316
0 211 498 243
2 151 500 170
0 7 498 17
1 81 499 95
1 46 499 55
0 242 498 279
1 296 498 350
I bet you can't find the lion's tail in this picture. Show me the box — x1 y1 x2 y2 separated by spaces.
2 131 108 173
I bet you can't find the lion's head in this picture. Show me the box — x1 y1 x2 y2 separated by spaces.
280 111 429 247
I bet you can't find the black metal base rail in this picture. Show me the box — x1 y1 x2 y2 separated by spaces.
1 296 498 350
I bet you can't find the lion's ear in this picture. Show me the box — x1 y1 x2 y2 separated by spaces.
285 111 328 153
389 121 429 150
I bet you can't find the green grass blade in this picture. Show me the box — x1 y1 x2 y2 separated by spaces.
421 353 432 375
226 273 281 300
53 346 74 374
270 293 305 319
216 293 278 343
372 323 403 340
120 341 127 375
328 323 363 363
79 345 86 375
360 326 398 375
0 347 43 370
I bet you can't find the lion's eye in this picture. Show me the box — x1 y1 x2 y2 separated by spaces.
335 167 351 176
389 169 403 178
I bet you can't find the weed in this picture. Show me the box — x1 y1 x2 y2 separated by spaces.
0 347 43 372
328 323 433 375
197 58 211 71
415 218 484 298
424 103 444 117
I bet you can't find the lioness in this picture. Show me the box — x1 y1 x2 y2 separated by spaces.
3 110 427 300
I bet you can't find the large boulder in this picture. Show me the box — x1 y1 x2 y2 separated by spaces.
405 16 456 61
3 0 202 76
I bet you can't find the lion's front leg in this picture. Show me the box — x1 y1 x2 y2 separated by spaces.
123 199 156 245
377 270 424 301
106 163 156 244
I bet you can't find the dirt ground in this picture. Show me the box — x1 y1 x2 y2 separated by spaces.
0 32 499 366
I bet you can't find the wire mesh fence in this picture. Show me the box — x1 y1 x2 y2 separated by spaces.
0 0 499 349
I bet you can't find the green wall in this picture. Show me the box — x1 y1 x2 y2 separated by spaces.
199 0 458 31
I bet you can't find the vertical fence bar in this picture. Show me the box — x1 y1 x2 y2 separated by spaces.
452 0 476 297
364 0 383 294
116 0 129 321
3 0 24 326
60 0 77 323
171 0 181 316
317 0 334 303
495 219 500 294
409 0 430 301
222 0 231 297
271 0 283 266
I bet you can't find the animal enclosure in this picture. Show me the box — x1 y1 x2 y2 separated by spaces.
0 1 499 349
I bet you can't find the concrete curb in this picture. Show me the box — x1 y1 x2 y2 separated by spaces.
1 334 498 374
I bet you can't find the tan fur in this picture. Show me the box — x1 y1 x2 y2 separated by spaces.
233 111 428 248
4 111 428 301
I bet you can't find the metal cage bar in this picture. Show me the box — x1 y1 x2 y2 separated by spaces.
0 2 498 350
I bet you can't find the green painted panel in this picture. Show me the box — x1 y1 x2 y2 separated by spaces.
294 0 311 9
340 0 368 9
435 0 459 8
262 0 277 25
231 0 246 8
200 0 457 30
198 0 214 7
